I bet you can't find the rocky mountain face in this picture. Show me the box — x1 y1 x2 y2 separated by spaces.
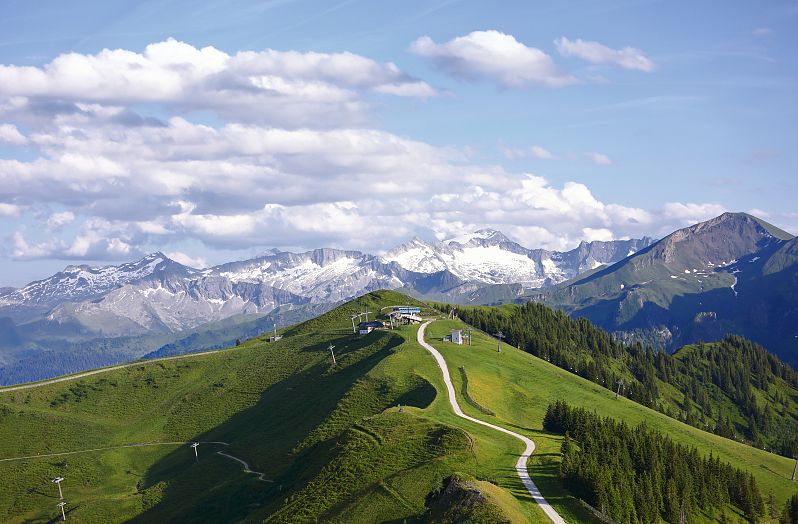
537 213 798 361
208 248 416 303
0 253 199 323
1 250 412 338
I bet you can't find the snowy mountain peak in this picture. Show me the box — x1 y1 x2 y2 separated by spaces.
0 251 194 316
383 232 655 287
380 238 448 275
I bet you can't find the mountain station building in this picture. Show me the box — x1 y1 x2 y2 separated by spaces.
358 320 385 335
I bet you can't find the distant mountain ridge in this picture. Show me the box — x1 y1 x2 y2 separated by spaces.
1 231 653 335
2 212 796 382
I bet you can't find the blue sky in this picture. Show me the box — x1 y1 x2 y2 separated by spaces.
0 0 796 285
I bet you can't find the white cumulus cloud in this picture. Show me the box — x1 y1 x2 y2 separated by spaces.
0 38 436 128
0 38 735 263
500 143 556 160
662 202 727 225
0 203 22 217
411 30 577 88
45 211 75 230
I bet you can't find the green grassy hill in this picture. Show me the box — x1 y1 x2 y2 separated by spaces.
1 290 795 523
422 318 798 521
448 302 798 454
0 291 544 523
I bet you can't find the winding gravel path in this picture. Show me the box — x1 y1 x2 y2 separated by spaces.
417 321 566 524
216 451 274 482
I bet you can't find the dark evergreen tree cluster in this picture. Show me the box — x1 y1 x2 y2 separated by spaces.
543 400 765 523
442 301 798 455
783 493 798 524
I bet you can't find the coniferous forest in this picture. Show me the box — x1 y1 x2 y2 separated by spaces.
544 400 765 523
441 302 798 456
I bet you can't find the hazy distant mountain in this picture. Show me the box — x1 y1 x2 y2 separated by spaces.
536 213 798 360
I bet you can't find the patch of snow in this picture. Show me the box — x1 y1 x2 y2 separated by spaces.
381 241 447 274
448 245 543 285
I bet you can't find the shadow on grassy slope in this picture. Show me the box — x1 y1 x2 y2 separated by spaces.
127 330 440 523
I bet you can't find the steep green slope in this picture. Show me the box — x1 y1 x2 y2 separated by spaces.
422 319 798 520
448 301 798 455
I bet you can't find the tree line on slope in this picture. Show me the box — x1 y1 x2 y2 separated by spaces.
544 400 765 523
439 301 798 456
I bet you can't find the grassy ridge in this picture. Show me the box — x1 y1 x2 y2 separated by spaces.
0 291 542 523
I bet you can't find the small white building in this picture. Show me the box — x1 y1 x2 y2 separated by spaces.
449 329 464 345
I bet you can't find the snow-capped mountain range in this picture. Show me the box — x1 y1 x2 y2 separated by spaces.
381 229 652 286
0 230 653 336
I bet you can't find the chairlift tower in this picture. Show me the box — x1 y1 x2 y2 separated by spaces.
57 501 67 521
494 331 505 353
615 379 624 399
52 477 64 499
190 442 200 461
328 344 337 366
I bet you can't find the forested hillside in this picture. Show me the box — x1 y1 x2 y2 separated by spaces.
442 301 798 455
544 400 765 523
